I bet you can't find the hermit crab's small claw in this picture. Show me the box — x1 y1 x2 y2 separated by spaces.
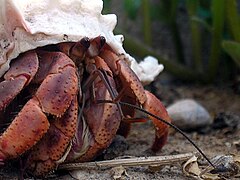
143 90 171 152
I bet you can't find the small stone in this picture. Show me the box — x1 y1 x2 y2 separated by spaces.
211 112 240 132
167 99 212 130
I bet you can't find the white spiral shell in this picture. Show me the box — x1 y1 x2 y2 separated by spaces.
0 0 163 84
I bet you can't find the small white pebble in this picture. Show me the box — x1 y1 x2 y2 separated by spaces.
167 99 212 130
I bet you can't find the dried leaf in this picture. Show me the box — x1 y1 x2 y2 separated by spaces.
233 154 240 177
233 154 240 164
200 155 239 179
110 166 129 180
183 155 201 178
201 173 221 180
233 140 240 151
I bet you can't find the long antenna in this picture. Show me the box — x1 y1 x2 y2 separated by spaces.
97 100 215 168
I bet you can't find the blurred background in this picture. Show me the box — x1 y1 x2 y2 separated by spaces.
102 0 240 91
99 3 240 179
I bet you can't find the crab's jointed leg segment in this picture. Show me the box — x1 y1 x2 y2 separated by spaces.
143 90 171 152
67 55 122 162
84 57 121 146
0 51 38 110
0 51 78 169
100 49 146 104
0 98 50 163
26 96 78 176
34 51 78 116
99 48 170 152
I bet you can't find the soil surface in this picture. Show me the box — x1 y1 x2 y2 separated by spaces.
1 82 239 179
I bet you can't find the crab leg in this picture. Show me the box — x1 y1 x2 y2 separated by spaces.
26 96 78 176
85 57 121 144
0 51 78 167
99 49 145 136
100 49 171 151
0 51 38 110
67 56 122 162
0 98 50 163
100 49 147 104
143 90 171 152
23 52 78 176
34 51 78 116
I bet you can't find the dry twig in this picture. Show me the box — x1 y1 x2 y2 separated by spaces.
58 152 196 171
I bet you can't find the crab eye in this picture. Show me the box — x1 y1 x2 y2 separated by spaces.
80 37 90 49
100 36 106 48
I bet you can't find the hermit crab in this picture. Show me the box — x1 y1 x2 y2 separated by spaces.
0 0 171 177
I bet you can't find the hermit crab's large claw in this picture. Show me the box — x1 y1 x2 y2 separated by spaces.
143 90 171 152
0 51 78 172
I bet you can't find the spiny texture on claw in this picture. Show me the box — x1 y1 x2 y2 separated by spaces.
26 97 78 176
0 50 78 174
0 98 50 161
23 52 78 175
84 57 120 146
76 86 120 162
35 52 78 116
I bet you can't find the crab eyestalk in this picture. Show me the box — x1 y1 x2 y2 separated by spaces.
57 37 90 64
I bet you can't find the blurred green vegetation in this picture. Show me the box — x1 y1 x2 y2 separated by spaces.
103 0 240 83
